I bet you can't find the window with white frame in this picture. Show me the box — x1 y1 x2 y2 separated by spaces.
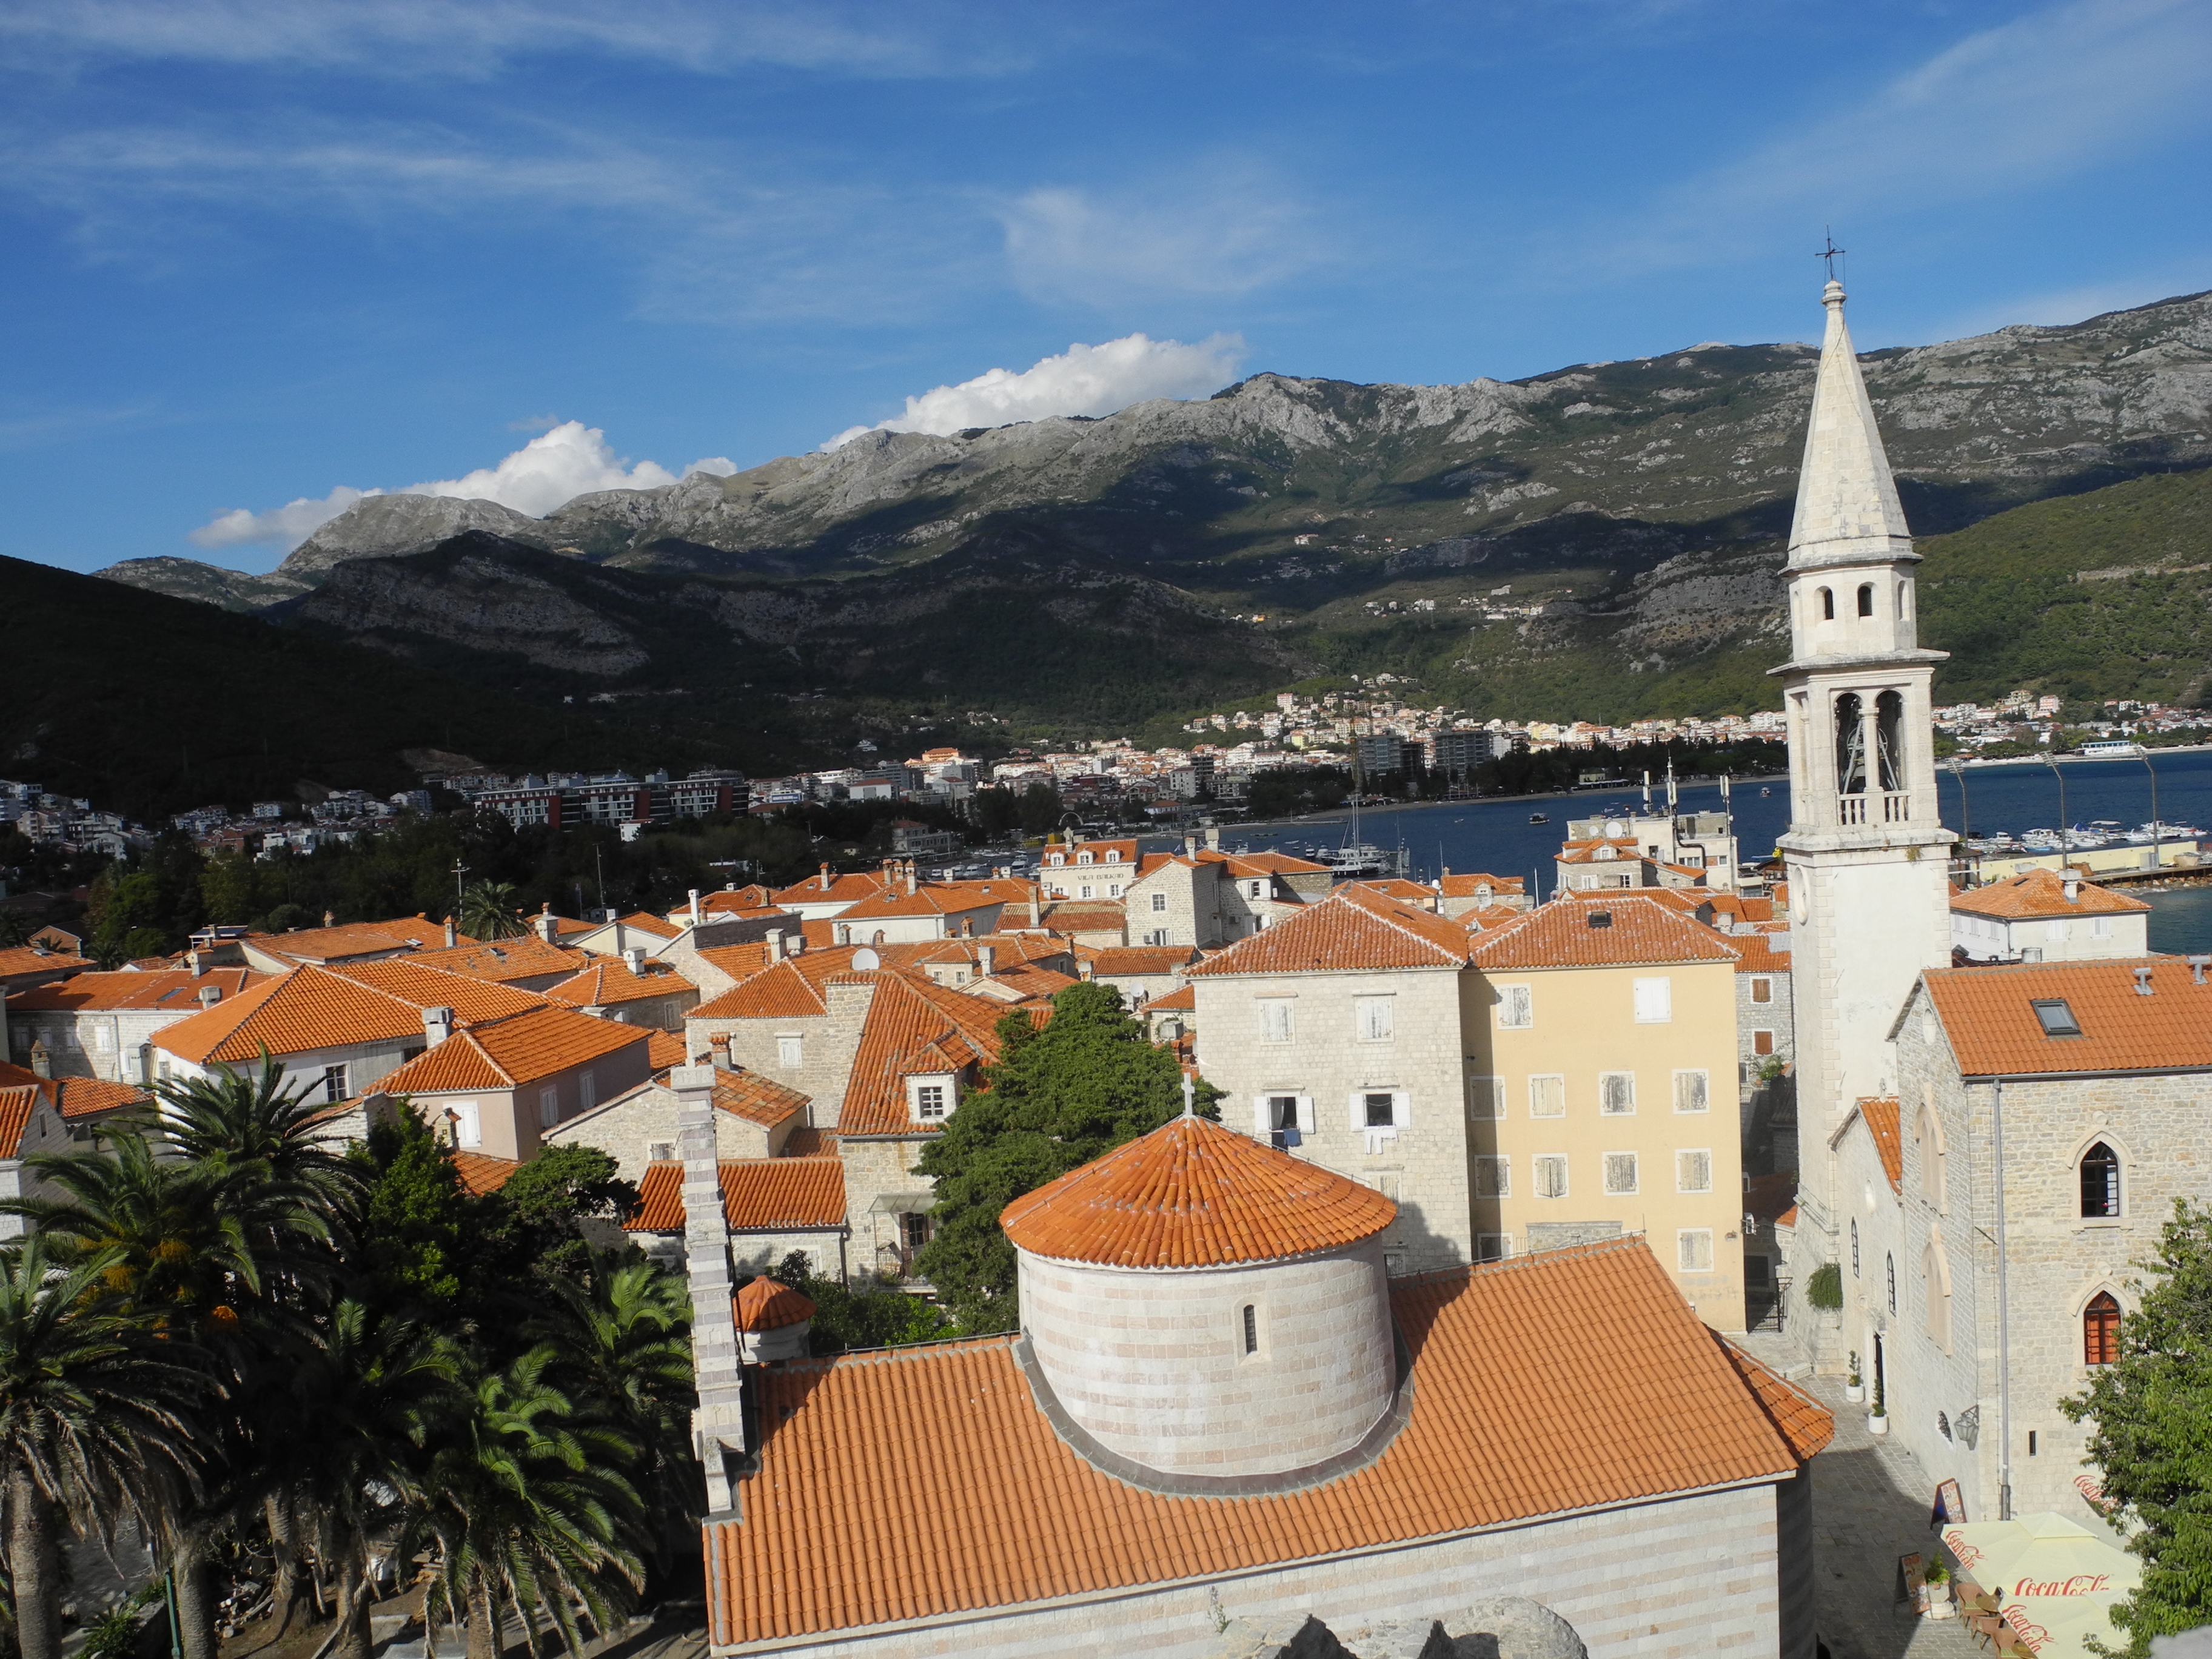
1252 1094 1312 1142
1602 1151 1638 1195
1077 851 1093 865
1466 1074 1505 1121
1475 1234 1512 1262
539 1087 560 1128
1528 1073 1566 1118
1632 977 1672 1023
447 1099 481 1148
1672 1070 1709 1114
1677 1149 1712 1193
1533 1155 1569 1199
1350 1090 1407 1131
1677 1230 1714 1273
1150 891 1169 913
910 1076 953 1122
2092 916 2111 939
1079 885 1094 900
1258 999 1293 1042
577 1069 596 1111
777 1034 803 1067
1144 929 1171 947
2047 919 2068 942
1356 996 1395 1041
1496 984 1533 1029
1474 1156 1509 1198
1108 884 1122 897
321 1064 349 1104
1599 1071 1636 1114
1749 976 1773 1005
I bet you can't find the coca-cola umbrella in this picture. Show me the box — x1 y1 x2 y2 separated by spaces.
1940 1513 2138 1657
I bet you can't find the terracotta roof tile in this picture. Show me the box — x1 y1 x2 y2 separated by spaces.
0 946 95 980
1186 888 1469 977
452 1150 521 1195
1078 946 1198 977
403 937 588 984
768 870 895 907
1835 1096 1903 1193
689 948 866 1019
704 1239 1816 1645
1440 873 1524 897
378 1005 647 1094
646 1030 691 1071
712 1069 809 1128
1952 866 2151 919
1467 893 1740 971
1463 903 1527 932
544 959 695 1008
1144 985 1194 1011
1341 877 1436 906
1219 851 1330 876
835 973 1007 1137
1002 1114 1396 1268
7 968 266 1011
1715 1335 1835 1461
833 885 1002 922
0 1064 149 1124
1731 934 1792 975
1924 958 2212 1075
735 1276 816 1332
780 1126 839 1157
626 1158 847 1233
327 959 548 1022
245 917 463 963
0 1087 35 1158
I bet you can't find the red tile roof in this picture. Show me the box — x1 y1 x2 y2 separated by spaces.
646 1030 691 1071
0 945 94 980
0 1088 36 1158
626 1158 847 1233
377 1005 647 1093
1835 1097 1903 1193
403 937 587 984
1185 887 1469 977
689 948 866 1019
544 958 694 1008
780 1125 839 1158
768 870 895 908
833 885 1004 923
1467 893 1739 971
1715 1335 1835 1462
329 959 549 1022
245 917 465 963
452 1150 521 1195
6 968 265 1011
1952 866 2151 919
1002 1114 1395 1268
711 1069 809 1128
1076 945 1198 977
1144 984 1195 1011
0 1063 149 1130
735 1276 816 1332
1731 933 1792 976
1923 958 2212 1076
836 973 1008 1137
704 1239 1824 1646
1441 873 1524 897
1218 850 1330 877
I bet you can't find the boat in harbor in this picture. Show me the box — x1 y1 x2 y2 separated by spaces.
1528 812 1549 825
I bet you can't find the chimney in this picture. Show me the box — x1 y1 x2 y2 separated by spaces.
422 1005 455 1045
2192 955 2211 985
709 1033 732 1068
188 950 206 978
2063 874 2082 903
1077 959 1094 980
322 910 335 929
198 985 223 1008
768 927 786 960
1184 834 1198 857
906 860 917 896
1028 890 1042 927
28 1040 50 1080
534 906 557 945
444 914 458 948
819 862 833 891
977 945 995 979
675 1064 747 1510
1205 825 1220 851
2134 966 2156 997
688 888 703 925
612 919 626 957
624 947 646 975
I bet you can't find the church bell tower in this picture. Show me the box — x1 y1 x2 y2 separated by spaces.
1773 280 1956 1246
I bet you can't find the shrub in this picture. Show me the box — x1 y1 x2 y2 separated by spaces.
1805 1262 1843 1312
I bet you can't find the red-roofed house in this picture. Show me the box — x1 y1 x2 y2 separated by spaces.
375 1003 653 1161
623 1157 848 1280
545 1066 812 1182
7 968 266 1084
1949 866 2152 962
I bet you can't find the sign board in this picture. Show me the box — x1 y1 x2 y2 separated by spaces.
1932 1479 1966 1526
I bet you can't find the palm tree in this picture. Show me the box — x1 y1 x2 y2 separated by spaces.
406 1346 645 1659
0 1241 204 1659
459 883 526 942
263 1302 455 1659
528 1258 699 1566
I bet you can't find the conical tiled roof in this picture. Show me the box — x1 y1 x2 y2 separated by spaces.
1001 1114 1395 1269
1786 280 1915 571
735 1276 817 1332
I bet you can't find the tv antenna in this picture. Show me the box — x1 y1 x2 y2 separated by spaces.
1818 229 1846 283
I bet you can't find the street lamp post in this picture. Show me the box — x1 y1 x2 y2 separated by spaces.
2142 751 2162 863
1946 756 1973 886
2040 751 2068 849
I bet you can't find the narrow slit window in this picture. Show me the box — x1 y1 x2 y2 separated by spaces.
1241 1303 1258 1356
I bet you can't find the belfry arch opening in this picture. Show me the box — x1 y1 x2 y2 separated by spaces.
1820 588 1835 621
1875 690 1903 793
1834 692 1865 796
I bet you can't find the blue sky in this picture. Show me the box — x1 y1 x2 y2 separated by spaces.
4 0 2208 574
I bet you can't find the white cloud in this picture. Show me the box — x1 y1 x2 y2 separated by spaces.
823 333 1245 450
190 485 380 549
187 421 727 550
410 420 678 517
999 168 1319 308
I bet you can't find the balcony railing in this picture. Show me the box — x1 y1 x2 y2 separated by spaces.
1837 791 1911 825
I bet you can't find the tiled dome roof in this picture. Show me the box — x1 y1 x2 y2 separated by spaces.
1001 1114 1395 1269
735 1276 817 1332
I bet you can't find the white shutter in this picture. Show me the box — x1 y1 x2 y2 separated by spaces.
1252 1098 1273 1136
1296 1096 1316 1134
1347 1091 1367 1132
1392 1091 1411 1128
1632 977 1672 1023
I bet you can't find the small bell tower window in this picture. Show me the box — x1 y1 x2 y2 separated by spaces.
1857 583 1875 617
1820 587 1835 620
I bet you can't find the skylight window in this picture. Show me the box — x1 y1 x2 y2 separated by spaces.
2031 998 2083 1037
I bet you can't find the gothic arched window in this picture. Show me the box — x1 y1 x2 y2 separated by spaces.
2084 1292 2121 1366
1850 1218 1860 1275
2081 1142 2121 1218
1857 583 1875 617
1875 690 1904 793
1834 692 1866 795
1820 587 1835 621
1923 1241 1950 1347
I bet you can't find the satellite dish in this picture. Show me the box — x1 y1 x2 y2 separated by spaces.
851 947 880 970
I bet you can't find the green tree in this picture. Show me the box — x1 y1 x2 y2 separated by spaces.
155 1056 363 1266
766 1256 949 1356
404 1347 645 1659
914 983 1218 1332
2063 1199 2212 1655
459 881 526 940
0 1242 204 1659
349 1109 477 1317
476 1147 642 1288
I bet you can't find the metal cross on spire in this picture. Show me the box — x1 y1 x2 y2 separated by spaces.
1818 229 1846 282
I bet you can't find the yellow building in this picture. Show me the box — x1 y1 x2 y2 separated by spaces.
1466 893 1747 1330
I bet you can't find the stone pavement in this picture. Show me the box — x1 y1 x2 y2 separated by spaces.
1789 1365 1980 1659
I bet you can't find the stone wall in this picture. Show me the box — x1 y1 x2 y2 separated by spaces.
840 1134 937 1281
689 978 877 1130
545 1084 793 1183
708 1481 1793 1658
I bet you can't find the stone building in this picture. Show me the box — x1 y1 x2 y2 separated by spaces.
1833 956 2212 1525
374 1003 653 1162
625 1155 848 1281
692 1113 1831 1657
6 967 266 1084
544 1066 810 1182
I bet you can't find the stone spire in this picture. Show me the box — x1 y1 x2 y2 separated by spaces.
1786 281 1914 571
